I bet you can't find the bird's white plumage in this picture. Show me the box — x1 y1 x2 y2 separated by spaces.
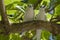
21 4 34 37
36 7 46 21
24 4 34 22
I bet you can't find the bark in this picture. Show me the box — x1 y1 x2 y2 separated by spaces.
0 20 60 35
0 0 11 34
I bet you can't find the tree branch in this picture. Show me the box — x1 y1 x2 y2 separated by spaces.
0 0 11 34
0 20 60 35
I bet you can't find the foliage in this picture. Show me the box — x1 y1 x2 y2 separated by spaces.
0 0 60 40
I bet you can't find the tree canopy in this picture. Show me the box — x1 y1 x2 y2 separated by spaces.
0 0 60 40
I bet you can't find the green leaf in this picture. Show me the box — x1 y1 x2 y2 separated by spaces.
4 0 21 5
55 5 60 15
